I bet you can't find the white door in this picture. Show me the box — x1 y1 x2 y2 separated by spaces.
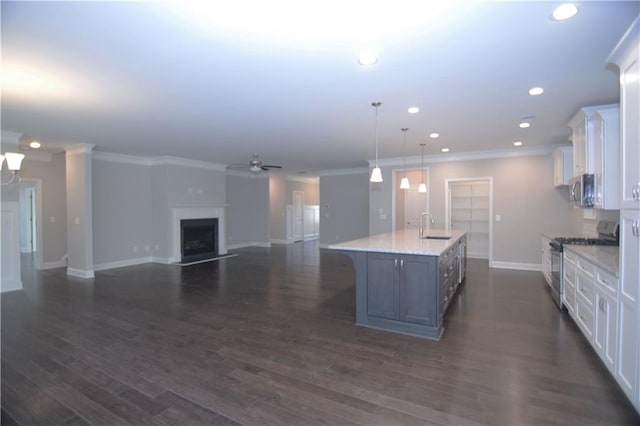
447 179 491 260
292 190 304 242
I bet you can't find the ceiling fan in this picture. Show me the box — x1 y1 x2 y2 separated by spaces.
228 154 282 174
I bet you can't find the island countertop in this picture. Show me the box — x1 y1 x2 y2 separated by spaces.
328 229 467 256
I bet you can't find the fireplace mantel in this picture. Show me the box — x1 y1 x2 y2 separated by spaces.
170 206 227 263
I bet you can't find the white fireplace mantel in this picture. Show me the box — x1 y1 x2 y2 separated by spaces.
170 206 228 263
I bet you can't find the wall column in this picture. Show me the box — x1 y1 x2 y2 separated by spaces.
65 143 95 278
0 131 24 292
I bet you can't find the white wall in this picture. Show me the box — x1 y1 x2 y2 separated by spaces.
319 171 370 246
226 174 270 247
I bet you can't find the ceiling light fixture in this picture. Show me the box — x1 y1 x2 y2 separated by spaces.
429 133 439 139
29 141 41 149
552 4 578 21
0 152 26 186
408 107 420 114
519 122 531 129
400 128 410 190
370 101 383 183
418 143 427 193
441 148 450 153
358 50 378 65
513 141 523 147
529 87 544 96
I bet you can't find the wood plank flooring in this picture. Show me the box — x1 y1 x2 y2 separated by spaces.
2 242 639 425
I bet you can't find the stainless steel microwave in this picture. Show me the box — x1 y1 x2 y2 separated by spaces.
569 173 595 208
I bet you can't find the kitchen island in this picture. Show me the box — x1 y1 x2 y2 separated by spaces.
329 229 467 340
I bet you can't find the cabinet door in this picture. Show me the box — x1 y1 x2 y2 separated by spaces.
595 290 618 375
619 52 640 209
400 256 436 326
571 117 587 176
617 210 640 402
367 253 399 320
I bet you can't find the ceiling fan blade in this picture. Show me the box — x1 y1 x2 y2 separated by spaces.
260 166 270 171
262 165 282 169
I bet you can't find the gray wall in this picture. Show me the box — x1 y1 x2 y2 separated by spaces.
92 159 153 265
288 179 319 205
319 172 370 245
166 165 226 207
226 175 269 246
368 155 574 265
269 174 287 241
20 153 68 266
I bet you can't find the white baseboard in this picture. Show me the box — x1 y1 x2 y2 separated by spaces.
319 243 331 249
228 242 272 250
303 235 319 241
67 268 95 279
490 261 541 272
94 256 153 272
1 279 23 293
40 260 67 270
270 239 293 245
152 256 172 264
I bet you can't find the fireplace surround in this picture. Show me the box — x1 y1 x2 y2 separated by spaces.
180 218 218 263
170 206 227 263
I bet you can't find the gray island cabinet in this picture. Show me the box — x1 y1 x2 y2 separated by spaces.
329 229 467 340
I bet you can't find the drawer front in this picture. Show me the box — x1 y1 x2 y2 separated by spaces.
564 251 576 266
576 270 595 307
563 282 576 314
576 258 595 279
564 262 576 284
595 269 618 297
576 298 594 341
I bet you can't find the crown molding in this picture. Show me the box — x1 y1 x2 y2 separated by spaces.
226 169 269 178
150 156 227 171
93 151 153 166
64 143 95 156
286 175 319 184
318 167 369 177
23 150 53 162
370 144 562 168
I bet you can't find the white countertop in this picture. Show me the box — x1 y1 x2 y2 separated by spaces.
565 245 620 277
328 229 466 256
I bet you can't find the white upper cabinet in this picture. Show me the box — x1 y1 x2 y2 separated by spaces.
568 109 592 177
592 107 620 210
552 146 573 187
608 17 640 210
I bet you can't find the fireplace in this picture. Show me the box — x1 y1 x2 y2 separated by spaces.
180 218 218 263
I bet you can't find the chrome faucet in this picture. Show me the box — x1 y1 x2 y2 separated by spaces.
419 212 435 238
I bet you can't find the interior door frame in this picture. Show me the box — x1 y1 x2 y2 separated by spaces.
292 190 305 242
392 167 429 232
19 178 44 270
444 177 494 267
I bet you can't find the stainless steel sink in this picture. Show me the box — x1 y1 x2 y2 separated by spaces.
423 235 451 240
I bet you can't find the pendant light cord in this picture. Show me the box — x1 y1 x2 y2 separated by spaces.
373 102 380 167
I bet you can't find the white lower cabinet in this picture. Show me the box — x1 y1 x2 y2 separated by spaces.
563 251 576 317
594 269 619 375
541 236 552 285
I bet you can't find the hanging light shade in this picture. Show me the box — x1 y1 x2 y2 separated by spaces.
400 128 410 189
370 101 383 183
4 152 25 171
418 143 427 193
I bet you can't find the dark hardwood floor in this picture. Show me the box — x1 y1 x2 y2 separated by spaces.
2 243 639 425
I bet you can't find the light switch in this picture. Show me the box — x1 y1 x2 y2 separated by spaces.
495 214 501 222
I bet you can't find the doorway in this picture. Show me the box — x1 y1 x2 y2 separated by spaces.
394 169 428 230
18 179 43 270
292 190 304 242
445 178 492 262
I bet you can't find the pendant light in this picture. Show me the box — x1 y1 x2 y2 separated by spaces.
370 101 383 183
418 143 427 193
400 128 410 189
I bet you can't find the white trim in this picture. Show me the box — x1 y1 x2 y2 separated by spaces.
228 241 272 250
286 175 319 184
64 143 95 156
152 256 172 264
67 267 95 279
24 151 53 162
319 243 331 249
225 169 269 178
270 239 293 244
318 167 369 177
303 236 319 242
490 261 541 272
372 145 559 168
94 256 153 271
169 206 228 263
20 178 44 270
93 151 152 166
40 260 67 270
151 156 227 171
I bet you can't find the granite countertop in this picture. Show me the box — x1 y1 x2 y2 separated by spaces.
328 229 466 256
564 245 620 277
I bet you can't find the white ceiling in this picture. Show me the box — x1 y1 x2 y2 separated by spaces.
2 1 639 174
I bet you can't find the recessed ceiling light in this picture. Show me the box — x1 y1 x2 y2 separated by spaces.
357 50 377 65
513 141 523 147
529 87 544 96
430 133 439 138
551 4 578 21
441 148 450 153
519 122 531 129
408 107 419 114
29 141 41 149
